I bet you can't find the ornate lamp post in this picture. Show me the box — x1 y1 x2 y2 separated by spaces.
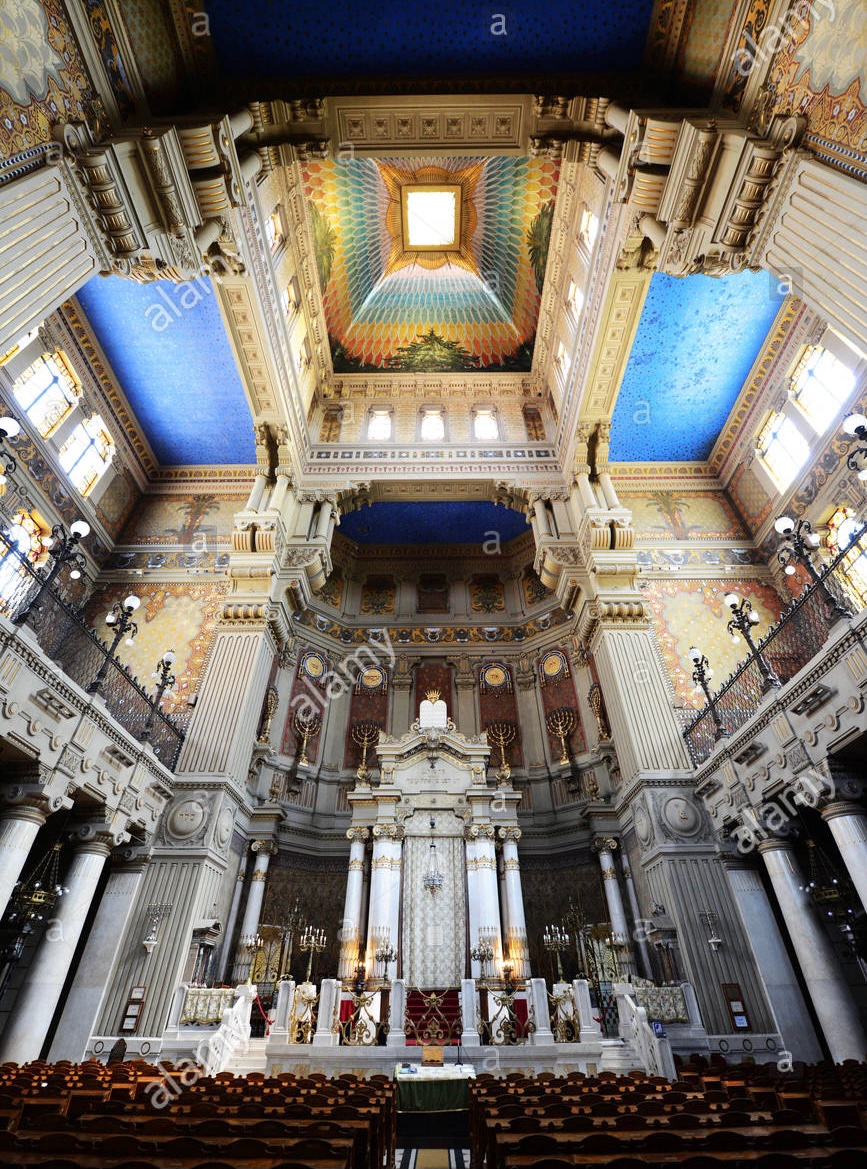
774 514 853 620
87 594 140 694
0 415 21 486
374 939 397 980
141 650 176 741
842 413 867 480
299 926 327 983
545 708 576 765
543 924 569 982
723 592 781 693
687 646 727 741
13 519 90 624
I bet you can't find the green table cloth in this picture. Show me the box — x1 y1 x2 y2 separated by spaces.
394 1063 475 1112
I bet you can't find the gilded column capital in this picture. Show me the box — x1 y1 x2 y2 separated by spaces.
346 826 370 843
464 822 495 841
498 826 522 842
592 836 618 854
251 838 278 856
372 823 405 842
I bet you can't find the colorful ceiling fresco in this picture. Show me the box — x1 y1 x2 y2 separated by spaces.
204 0 655 84
609 269 784 463
0 0 94 161
74 276 256 466
338 501 528 546
302 156 559 373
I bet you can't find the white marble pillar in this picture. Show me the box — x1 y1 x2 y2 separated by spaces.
759 838 867 1063
594 838 634 976
315 499 333 539
48 851 147 1061
499 828 529 978
237 840 276 942
246 473 268 512
0 804 47 920
468 825 502 970
621 855 653 980
0 832 112 1063
339 828 369 977
723 855 822 1064
365 826 403 972
821 802 867 914
215 853 247 982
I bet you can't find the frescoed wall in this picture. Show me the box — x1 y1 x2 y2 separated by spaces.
623 490 747 540
84 582 227 715
642 577 785 707
414 662 454 718
477 662 524 770
538 649 586 758
109 492 245 573
727 463 774 534
343 670 390 771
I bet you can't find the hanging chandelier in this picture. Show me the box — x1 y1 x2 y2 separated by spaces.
423 817 444 894
799 839 858 944
5 842 68 928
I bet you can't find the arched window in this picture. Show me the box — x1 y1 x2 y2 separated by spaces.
419 408 445 442
473 407 498 442
12 352 79 437
755 412 810 491
367 409 392 441
789 345 856 434
827 506 867 608
58 414 114 496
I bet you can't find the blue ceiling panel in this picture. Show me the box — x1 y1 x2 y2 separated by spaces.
75 276 255 466
339 501 528 546
609 270 784 462
205 1 655 79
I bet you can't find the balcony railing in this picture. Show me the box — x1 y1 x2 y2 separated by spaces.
682 529 867 766
0 523 186 770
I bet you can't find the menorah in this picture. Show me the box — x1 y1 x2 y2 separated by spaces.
299 925 327 983
351 719 380 782
485 720 516 782
543 923 569 982
546 707 576 765
293 709 321 766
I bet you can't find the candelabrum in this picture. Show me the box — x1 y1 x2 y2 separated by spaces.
546 707 576 765
687 646 727 741
372 929 397 980
142 650 176 741
0 415 21 486
543 924 569 982
351 719 380 782
723 592 781 693
774 514 853 621
87 594 140 695
279 899 305 980
299 925 327 983
843 413 867 480
485 720 516 782
238 932 264 983
13 519 90 625
471 929 496 980
293 710 321 766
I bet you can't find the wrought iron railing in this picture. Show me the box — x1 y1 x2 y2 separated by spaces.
0 522 186 769
335 988 386 1046
404 987 463 1046
682 529 867 767
547 986 578 1042
481 984 535 1045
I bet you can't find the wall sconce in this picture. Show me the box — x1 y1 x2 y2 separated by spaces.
700 910 723 951
142 902 171 954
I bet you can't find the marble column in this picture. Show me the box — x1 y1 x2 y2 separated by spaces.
621 854 653 980
759 838 867 1063
466 825 501 974
0 803 47 921
365 826 403 972
237 840 277 943
215 853 247 982
339 828 369 978
314 499 334 539
723 854 822 1064
499 827 529 978
821 802 867 914
0 830 113 1063
48 850 148 1061
593 837 634 976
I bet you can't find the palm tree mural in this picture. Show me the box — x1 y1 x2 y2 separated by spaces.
527 199 555 293
308 201 336 293
169 495 220 545
646 491 693 540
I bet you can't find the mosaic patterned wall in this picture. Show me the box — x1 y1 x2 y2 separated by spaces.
538 650 586 758
727 462 774 535
520 851 605 981
302 157 559 372
675 0 740 91
623 490 747 540
476 664 524 770
343 674 390 771
642 577 785 707
282 657 327 763
83 581 226 715
0 0 94 161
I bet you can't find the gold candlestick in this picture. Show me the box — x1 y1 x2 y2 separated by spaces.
293 710 321 766
546 707 576 765
351 719 380 781
485 720 516 782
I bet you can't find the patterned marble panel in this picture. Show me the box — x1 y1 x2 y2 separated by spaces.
538 649 586 758
642 577 784 707
402 831 466 988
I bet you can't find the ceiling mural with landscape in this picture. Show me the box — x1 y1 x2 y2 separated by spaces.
302 156 559 373
609 269 784 463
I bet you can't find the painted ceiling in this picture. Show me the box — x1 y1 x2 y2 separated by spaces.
303 156 559 372
204 0 655 84
74 276 255 466
609 270 785 463
338 502 528 546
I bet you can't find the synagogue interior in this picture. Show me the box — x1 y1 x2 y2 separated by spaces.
1 1 867 1166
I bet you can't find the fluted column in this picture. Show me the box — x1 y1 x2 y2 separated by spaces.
48 850 148 1061
0 803 48 920
759 838 867 1062
722 854 822 1064
499 827 529 978
237 840 277 943
821 802 867 913
365 826 403 971
339 828 369 978
0 830 113 1062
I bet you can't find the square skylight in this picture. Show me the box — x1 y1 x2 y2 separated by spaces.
401 185 461 250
